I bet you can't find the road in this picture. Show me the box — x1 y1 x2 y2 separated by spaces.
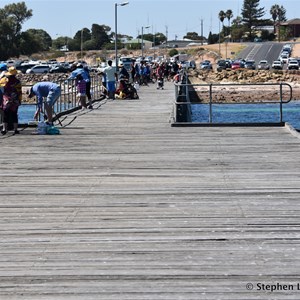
238 42 284 64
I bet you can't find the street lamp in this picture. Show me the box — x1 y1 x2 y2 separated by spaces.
141 25 150 58
81 29 83 59
115 1 129 71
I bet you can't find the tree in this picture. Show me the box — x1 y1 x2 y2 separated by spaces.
73 28 91 51
0 1 32 59
208 31 219 44
218 10 226 42
225 9 233 39
270 4 286 41
277 5 287 22
91 24 111 49
218 10 226 27
241 0 265 41
183 32 202 40
231 16 244 42
25 29 52 51
18 31 41 55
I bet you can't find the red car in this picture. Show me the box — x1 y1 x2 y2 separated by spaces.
231 61 243 70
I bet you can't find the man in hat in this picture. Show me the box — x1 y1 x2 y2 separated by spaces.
0 66 22 135
28 81 61 125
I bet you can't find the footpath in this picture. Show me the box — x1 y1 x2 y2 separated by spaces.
1 81 300 299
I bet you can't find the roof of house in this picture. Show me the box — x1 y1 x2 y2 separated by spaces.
124 39 152 44
281 18 300 26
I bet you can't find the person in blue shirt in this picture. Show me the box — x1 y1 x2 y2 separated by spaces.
28 81 61 125
67 64 92 109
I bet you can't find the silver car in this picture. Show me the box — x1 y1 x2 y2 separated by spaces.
257 60 270 70
26 64 50 74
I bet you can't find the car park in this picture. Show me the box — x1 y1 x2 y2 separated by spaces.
26 64 50 74
287 59 299 70
257 60 270 70
272 60 283 70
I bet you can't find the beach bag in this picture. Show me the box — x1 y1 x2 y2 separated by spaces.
46 126 60 135
37 122 48 135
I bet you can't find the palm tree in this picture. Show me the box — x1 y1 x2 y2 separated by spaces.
218 10 226 26
270 4 280 33
225 9 233 41
270 4 287 42
218 10 226 44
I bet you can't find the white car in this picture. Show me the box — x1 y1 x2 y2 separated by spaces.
280 54 289 64
287 59 299 70
272 60 283 70
26 64 50 74
257 60 270 70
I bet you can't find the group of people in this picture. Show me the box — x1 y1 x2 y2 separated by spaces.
0 64 22 134
99 58 183 99
0 62 95 135
0 58 183 135
0 64 61 135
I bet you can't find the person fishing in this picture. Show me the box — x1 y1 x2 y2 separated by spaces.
28 81 61 126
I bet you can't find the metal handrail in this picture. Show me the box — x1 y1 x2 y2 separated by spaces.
0 74 104 127
173 81 294 124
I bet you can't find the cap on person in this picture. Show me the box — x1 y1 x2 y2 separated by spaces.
5 66 18 76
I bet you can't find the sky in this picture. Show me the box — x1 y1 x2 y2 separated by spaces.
0 0 299 40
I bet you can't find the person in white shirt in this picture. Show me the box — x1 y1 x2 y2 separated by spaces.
102 60 117 99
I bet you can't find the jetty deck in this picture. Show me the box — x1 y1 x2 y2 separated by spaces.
1 81 300 299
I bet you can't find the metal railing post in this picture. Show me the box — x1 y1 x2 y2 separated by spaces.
279 83 283 123
209 84 213 123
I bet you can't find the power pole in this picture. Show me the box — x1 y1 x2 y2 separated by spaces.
201 18 203 45
165 25 168 44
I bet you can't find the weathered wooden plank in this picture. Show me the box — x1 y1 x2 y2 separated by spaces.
1 81 300 299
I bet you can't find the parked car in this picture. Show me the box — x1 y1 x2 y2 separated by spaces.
216 60 227 71
231 60 243 70
16 63 37 74
287 59 299 70
272 60 283 70
181 60 196 69
49 64 69 73
257 60 270 70
26 64 50 74
244 60 256 70
200 60 212 70
119 57 132 71
280 54 289 64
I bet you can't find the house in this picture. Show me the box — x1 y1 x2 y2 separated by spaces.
124 39 153 50
280 18 300 38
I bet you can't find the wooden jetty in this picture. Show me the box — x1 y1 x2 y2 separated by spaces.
1 81 300 299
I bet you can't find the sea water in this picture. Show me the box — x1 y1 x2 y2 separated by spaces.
191 101 300 130
18 105 36 123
